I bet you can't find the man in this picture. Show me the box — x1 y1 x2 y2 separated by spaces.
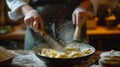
7 0 118 50
6 0 90 50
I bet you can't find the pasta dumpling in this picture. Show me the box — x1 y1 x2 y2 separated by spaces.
39 46 92 58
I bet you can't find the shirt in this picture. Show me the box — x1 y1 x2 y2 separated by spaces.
6 0 28 21
6 0 119 21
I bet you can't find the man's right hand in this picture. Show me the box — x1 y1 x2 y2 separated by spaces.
72 8 94 26
21 5 44 32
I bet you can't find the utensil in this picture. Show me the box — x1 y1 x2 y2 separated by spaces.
73 25 81 41
73 20 86 42
38 29 66 53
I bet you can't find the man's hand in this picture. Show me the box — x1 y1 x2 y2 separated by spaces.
21 5 44 32
24 10 44 32
72 8 94 26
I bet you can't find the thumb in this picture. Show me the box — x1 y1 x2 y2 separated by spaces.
33 20 39 32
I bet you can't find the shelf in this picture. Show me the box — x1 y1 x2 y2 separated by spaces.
87 26 120 35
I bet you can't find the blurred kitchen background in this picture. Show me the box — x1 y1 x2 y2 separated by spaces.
0 0 120 51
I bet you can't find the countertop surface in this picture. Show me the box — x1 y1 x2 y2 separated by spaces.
0 25 120 40
87 26 120 35
0 24 26 40
9 50 103 67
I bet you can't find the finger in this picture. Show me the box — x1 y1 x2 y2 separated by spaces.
39 19 44 30
33 16 43 31
33 20 38 32
37 16 44 30
30 16 39 31
77 13 82 26
24 17 33 27
30 20 34 29
32 16 38 29
33 20 38 30
72 14 76 25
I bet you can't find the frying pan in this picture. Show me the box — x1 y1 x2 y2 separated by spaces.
34 21 95 66
33 42 95 67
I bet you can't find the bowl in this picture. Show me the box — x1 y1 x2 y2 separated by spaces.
0 57 14 67
0 46 15 67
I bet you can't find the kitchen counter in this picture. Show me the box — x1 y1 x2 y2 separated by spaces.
86 27 120 50
87 26 120 35
0 25 120 40
10 50 103 67
0 25 25 40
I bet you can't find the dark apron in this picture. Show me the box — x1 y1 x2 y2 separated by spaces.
24 0 83 50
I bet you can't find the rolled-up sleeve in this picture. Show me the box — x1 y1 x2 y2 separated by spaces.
6 0 28 21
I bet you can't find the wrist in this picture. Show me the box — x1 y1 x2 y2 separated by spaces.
25 10 38 16
21 5 35 16
76 7 86 12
